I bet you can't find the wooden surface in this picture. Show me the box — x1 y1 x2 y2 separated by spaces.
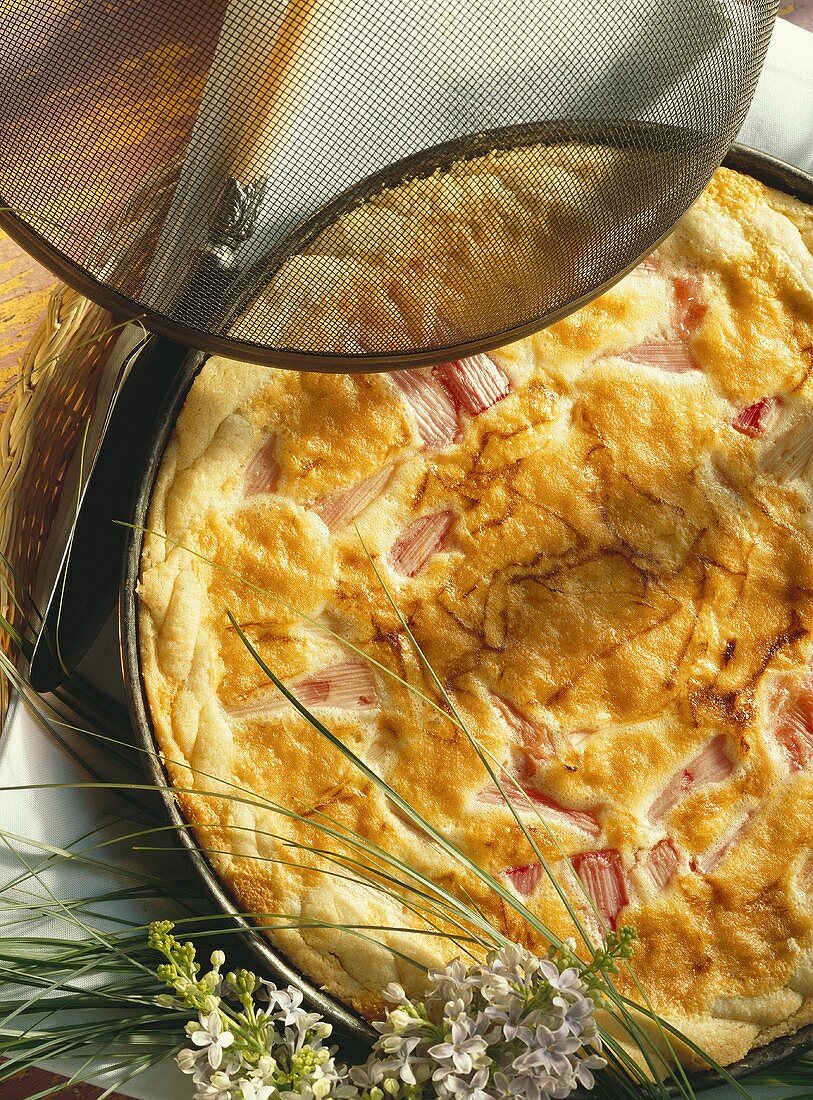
781 1 813 28
1 1067 116 1100
0 229 58 409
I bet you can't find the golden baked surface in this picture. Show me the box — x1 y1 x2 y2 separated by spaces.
138 168 813 1066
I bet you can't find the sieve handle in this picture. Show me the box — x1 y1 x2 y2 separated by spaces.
229 0 321 185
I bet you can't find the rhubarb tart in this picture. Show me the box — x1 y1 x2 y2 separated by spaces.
138 167 813 1066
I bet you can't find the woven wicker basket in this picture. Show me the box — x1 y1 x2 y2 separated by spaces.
0 161 181 718
0 289 114 715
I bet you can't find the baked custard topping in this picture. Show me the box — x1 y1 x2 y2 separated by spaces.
139 168 813 1066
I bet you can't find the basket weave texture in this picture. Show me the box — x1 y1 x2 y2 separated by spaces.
0 287 114 716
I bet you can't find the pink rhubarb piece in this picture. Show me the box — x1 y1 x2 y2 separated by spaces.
389 511 454 577
648 735 734 823
244 434 280 496
572 848 629 929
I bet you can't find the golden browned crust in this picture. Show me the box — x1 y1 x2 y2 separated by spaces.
138 168 813 1067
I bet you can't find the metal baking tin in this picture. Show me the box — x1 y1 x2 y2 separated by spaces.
121 143 813 1078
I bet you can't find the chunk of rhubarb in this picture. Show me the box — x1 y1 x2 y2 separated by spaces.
642 838 679 892
477 783 600 837
622 274 705 374
314 464 394 533
567 728 596 750
674 274 708 336
648 735 734 823
434 354 511 415
231 661 377 718
477 778 533 810
392 369 460 448
763 417 813 483
504 863 543 897
389 511 454 577
732 396 778 438
693 812 751 876
625 338 695 373
772 674 813 772
244 434 280 496
572 849 628 929
491 694 556 766
533 796 601 838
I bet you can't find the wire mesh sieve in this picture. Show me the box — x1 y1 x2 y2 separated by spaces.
0 0 777 370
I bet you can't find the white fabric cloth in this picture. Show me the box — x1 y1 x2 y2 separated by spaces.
1 17 812 1098
739 17 813 173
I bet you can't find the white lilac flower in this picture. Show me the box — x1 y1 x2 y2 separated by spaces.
351 942 608 1100
277 1001 329 1053
193 1053 243 1090
441 1066 493 1099
388 1007 421 1034
177 1046 207 1074
189 1010 236 1069
528 1024 583 1078
265 984 307 1022
560 994 600 1041
383 982 410 1005
194 1069 236 1100
574 1054 606 1090
502 1012 526 1047
349 1057 386 1089
238 1080 272 1100
537 963 583 1002
429 1017 490 1077
381 1034 426 1084
428 960 471 1005
475 969 514 1010
489 943 541 987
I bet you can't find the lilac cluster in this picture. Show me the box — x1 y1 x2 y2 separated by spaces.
152 922 608 1100
150 922 354 1100
350 943 606 1100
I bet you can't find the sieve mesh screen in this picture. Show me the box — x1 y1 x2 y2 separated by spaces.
0 0 777 369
